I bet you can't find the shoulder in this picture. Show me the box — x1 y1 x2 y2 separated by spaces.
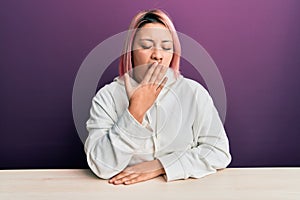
93 77 124 104
176 77 216 111
180 77 211 100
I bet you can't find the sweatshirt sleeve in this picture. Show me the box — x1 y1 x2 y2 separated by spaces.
84 86 154 179
157 86 232 182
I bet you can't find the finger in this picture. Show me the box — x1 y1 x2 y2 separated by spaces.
149 64 162 84
154 65 168 85
114 173 140 185
141 61 158 84
108 171 131 184
124 73 132 91
124 73 134 98
124 175 146 185
156 77 168 93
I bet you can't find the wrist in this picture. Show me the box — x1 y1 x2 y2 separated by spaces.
154 159 166 175
159 168 166 175
128 106 145 124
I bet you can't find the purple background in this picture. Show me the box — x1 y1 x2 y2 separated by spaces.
1 0 300 169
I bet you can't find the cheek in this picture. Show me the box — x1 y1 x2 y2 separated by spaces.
133 50 150 66
163 53 173 66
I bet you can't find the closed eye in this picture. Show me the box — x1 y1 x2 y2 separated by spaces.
141 45 152 49
162 47 172 51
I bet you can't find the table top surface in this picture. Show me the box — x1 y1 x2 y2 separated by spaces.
1 168 299 200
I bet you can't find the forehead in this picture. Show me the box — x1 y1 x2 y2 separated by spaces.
134 23 172 40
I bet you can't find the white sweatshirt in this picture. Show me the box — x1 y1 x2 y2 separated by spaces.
84 68 231 182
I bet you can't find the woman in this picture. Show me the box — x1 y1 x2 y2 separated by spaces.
84 9 231 185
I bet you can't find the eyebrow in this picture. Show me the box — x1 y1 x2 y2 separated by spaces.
139 38 173 43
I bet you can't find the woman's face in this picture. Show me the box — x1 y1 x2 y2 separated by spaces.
131 23 174 83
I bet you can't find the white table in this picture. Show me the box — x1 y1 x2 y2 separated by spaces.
1 168 299 200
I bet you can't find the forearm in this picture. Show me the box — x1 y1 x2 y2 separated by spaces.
86 107 154 179
85 132 133 179
157 139 231 182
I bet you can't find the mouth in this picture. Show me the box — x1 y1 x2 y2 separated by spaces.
148 62 159 68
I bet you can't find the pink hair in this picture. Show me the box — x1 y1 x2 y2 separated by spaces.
118 9 181 77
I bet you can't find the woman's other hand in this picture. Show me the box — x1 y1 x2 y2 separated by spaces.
108 159 165 185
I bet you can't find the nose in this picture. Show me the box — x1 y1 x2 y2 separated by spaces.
151 48 163 62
